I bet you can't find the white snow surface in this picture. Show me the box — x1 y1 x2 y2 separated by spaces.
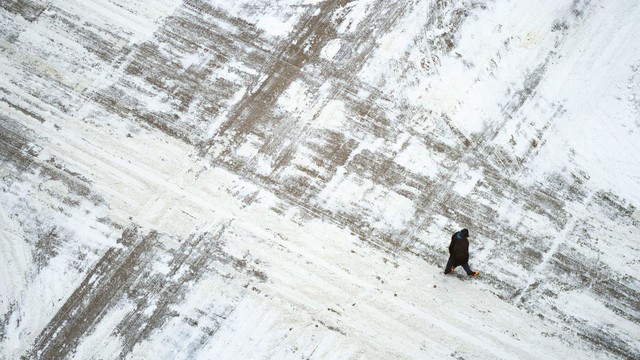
1 0 640 359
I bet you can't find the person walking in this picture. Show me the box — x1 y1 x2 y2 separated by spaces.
444 228 479 276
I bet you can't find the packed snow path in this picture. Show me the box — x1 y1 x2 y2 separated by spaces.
1 0 640 359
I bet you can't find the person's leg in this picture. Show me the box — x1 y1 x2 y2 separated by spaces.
444 257 454 274
462 263 473 275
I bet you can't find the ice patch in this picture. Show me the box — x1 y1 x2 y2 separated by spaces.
254 154 275 177
453 168 483 196
555 290 638 335
320 39 343 60
179 51 206 69
394 137 443 179
212 1 304 38
154 262 171 276
277 80 312 114
335 0 376 34
255 14 296 38
319 173 415 231
236 134 262 159
313 100 347 130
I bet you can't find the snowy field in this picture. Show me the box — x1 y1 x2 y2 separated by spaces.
1 0 640 359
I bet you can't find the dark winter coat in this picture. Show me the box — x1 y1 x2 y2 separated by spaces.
449 232 470 266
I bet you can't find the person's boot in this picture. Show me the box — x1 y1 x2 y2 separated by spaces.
468 271 479 277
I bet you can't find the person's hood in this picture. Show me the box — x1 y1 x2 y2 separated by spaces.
456 229 469 239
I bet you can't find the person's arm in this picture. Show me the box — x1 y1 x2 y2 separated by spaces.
448 235 455 254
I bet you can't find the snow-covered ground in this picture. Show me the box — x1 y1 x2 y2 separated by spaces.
1 0 639 359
